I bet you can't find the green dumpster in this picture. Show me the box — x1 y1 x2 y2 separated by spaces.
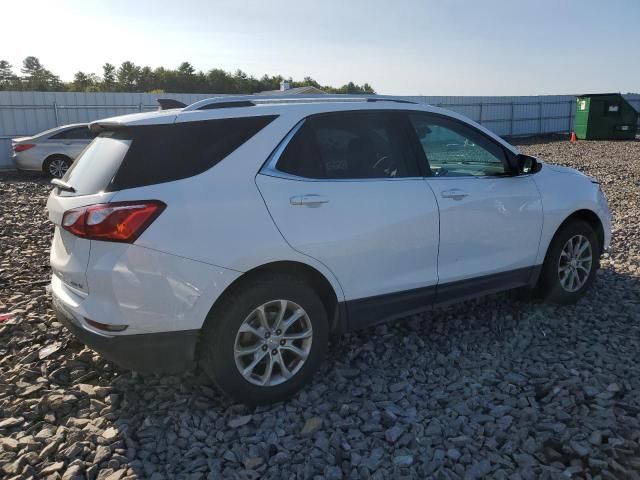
574 93 638 140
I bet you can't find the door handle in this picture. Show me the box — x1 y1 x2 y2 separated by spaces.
441 189 469 200
290 194 329 206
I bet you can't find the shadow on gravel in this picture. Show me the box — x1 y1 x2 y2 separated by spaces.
96 267 640 479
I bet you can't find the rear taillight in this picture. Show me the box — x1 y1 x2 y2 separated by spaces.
61 201 166 243
13 143 35 153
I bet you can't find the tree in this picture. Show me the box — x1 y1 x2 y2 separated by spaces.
20 56 61 90
293 76 322 89
135 66 153 92
0 57 377 94
178 61 195 76
71 71 99 91
116 61 140 91
0 60 19 90
206 68 234 93
322 81 375 94
174 62 197 92
102 63 116 91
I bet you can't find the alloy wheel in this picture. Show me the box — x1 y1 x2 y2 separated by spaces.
234 299 313 386
558 234 593 293
49 158 69 178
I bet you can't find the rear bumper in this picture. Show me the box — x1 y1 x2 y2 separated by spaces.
12 153 42 171
53 296 199 374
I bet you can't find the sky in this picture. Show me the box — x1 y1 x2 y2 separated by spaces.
1 0 638 95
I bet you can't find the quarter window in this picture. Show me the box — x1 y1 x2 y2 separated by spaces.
61 115 277 195
408 114 509 177
276 111 417 179
110 115 277 191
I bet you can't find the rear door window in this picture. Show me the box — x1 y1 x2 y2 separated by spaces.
276 111 418 179
60 115 276 195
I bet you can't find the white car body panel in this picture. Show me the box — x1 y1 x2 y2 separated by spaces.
426 175 543 284
82 242 240 334
256 174 440 300
532 161 611 264
50 244 240 335
47 190 117 295
105 114 348 313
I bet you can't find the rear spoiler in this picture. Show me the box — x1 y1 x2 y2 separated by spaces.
157 98 187 110
89 121 126 133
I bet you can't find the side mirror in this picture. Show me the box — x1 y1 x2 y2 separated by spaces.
516 154 541 175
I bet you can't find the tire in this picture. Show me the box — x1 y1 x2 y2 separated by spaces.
536 220 600 304
199 273 329 405
44 155 73 178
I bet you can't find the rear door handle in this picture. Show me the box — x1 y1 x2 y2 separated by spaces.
290 194 329 206
441 189 469 200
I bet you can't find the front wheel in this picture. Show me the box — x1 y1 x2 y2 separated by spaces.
536 220 600 304
199 274 329 405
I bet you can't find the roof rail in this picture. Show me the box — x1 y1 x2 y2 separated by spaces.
182 94 419 112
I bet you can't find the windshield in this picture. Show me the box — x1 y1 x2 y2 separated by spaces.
59 133 131 196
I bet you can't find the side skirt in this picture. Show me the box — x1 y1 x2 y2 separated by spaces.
341 266 540 332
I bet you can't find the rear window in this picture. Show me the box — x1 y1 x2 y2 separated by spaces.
61 115 276 195
61 136 131 196
51 126 95 140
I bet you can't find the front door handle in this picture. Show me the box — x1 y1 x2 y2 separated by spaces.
290 194 330 206
441 189 469 200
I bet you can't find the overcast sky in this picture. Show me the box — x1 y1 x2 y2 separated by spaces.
2 0 638 95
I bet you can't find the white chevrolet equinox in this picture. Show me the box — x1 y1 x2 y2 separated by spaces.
47 95 611 404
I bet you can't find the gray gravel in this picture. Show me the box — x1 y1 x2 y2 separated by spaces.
1 137 640 479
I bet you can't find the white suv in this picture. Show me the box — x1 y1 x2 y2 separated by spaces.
47 96 611 404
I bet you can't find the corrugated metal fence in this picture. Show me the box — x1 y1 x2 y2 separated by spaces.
1 91 638 169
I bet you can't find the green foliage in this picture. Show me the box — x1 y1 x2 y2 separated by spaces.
0 57 376 94
102 63 116 91
0 60 20 89
70 71 100 92
20 56 63 91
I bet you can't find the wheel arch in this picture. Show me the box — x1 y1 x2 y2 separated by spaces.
533 208 604 302
206 260 345 334
555 209 605 255
538 208 605 276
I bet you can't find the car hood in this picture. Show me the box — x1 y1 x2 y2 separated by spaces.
542 162 587 177
540 161 601 185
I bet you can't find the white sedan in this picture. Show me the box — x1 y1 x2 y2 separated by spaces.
12 123 94 177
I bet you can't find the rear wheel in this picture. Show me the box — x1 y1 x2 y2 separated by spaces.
44 155 72 178
199 274 329 404
536 220 600 304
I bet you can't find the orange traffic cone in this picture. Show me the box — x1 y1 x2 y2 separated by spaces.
570 131 577 143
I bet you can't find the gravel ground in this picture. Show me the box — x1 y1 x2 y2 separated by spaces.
1 137 639 480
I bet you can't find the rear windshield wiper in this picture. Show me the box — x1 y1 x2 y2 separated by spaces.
51 178 76 193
